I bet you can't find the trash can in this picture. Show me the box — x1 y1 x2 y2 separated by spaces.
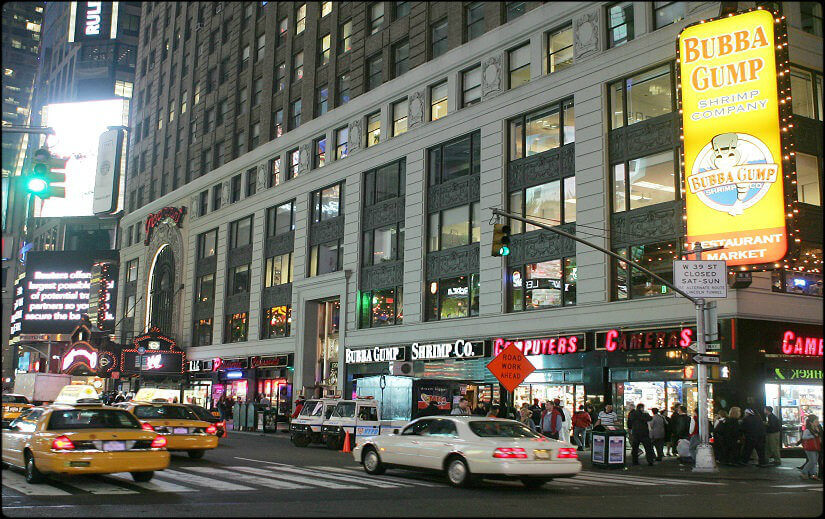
591 428 627 469
263 409 278 433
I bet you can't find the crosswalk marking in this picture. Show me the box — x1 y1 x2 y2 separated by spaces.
154 469 254 491
256 464 407 488
308 465 441 488
183 466 304 490
572 472 658 486
1 471 71 496
230 465 363 490
105 472 198 493
51 476 137 495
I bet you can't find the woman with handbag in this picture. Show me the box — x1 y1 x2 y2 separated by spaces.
799 415 821 480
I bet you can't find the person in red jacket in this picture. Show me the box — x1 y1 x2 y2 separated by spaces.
572 405 592 451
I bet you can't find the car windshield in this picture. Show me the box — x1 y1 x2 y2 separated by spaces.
301 401 323 417
468 420 543 438
2 395 29 404
48 410 142 430
133 405 198 420
332 402 356 418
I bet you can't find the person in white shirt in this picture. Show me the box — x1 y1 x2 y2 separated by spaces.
450 397 470 416
595 404 619 430
558 400 572 443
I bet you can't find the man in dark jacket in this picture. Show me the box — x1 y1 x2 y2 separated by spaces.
627 403 655 466
764 406 782 465
740 408 770 467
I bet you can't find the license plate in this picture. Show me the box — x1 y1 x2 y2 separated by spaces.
7 407 19 412
534 449 551 460
103 441 126 451
173 427 189 435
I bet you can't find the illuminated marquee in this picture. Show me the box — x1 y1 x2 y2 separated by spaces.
493 335 583 357
781 330 823 356
599 328 694 352
678 9 793 267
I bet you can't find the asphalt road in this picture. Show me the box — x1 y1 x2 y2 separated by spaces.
2 432 822 517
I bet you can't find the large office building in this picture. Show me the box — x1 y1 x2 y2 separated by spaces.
118 2 822 445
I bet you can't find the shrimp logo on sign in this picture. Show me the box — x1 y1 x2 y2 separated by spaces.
688 132 778 217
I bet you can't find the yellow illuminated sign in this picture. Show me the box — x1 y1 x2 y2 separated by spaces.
679 10 787 266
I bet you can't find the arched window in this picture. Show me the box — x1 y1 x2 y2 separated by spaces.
148 245 175 335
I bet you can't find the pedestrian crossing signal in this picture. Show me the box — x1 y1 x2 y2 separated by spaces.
492 223 511 257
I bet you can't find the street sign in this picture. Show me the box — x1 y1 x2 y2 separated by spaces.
136 346 146 355
687 341 721 353
693 354 720 365
674 260 728 299
486 343 536 392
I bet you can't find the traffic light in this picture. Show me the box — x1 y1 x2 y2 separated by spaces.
24 148 67 199
491 223 511 257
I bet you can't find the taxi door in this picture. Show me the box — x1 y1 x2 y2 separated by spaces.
2 410 43 467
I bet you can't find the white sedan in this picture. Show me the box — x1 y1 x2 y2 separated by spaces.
352 416 581 488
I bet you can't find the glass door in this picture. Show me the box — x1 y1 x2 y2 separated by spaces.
317 298 340 394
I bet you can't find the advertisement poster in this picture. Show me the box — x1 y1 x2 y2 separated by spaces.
413 381 452 413
592 435 606 463
608 436 625 463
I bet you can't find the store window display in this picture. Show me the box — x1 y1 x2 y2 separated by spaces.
514 384 585 413
765 383 823 448
615 381 714 425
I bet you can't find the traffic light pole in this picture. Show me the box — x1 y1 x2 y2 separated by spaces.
491 209 716 472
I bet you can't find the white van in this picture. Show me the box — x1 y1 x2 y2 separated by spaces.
321 397 381 450
290 398 340 447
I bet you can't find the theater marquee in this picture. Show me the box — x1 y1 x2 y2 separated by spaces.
678 9 793 267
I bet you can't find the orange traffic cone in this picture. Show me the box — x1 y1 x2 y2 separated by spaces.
341 430 352 453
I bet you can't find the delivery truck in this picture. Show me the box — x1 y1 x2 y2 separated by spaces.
12 373 72 405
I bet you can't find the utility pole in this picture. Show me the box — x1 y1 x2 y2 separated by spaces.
491 208 718 472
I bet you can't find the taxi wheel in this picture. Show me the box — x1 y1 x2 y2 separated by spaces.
24 453 44 484
445 456 473 488
188 450 205 459
362 447 386 475
520 477 551 489
131 471 154 482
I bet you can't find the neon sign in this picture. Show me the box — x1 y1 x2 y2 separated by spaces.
85 2 102 35
493 336 583 357
601 328 694 352
781 331 823 356
145 354 164 370
144 206 186 245
62 342 98 371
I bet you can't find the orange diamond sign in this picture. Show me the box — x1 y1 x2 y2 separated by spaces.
486 343 536 392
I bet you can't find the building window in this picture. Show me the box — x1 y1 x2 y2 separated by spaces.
509 176 576 232
358 287 403 328
227 264 251 295
276 62 286 92
462 65 482 107
321 1 332 17
195 273 215 306
653 2 686 30
314 136 327 168
278 17 288 45
394 2 410 19
336 127 349 159
790 66 824 121
509 258 576 311
246 167 257 197
125 295 136 318
428 131 481 186
317 85 329 116
362 224 404 265
231 174 242 203
607 2 634 48
612 150 679 212
466 2 485 41
126 259 139 282
251 122 261 148
801 2 823 36
238 87 248 115
370 2 384 34
252 77 263 106
311 183 343 222
197 229 218 259
193 319 213 346
291 98 302 129
309 239 343 277
267 201 295 236
547 26 573 73
268 157 282 187
771 265 823 296
256 34 266 61
293 51 304 82
339 20 352 54
366 112 381 147
392 99 408 136
295 3 306 34
430 81 448 121
319 34 331 66
274 109 284 138
427 203 480 252
264 253 293 287
199 191 209 217
609 64 674 129
367 53 382 91
431 18 448 58
509 43 530 88
509 99 575 160
338 73 351 104
426 275 480 320
262 306 291 338
229 215 253 249
506 2 526 21
613 241 681 300
796 153 822 206
391 39 410 79
241 45 250 69
364 159 405 206
224 312 249 343
288 148 300 179
212 184 222 211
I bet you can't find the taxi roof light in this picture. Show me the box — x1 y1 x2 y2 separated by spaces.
52 435 75 450
150 435 167 449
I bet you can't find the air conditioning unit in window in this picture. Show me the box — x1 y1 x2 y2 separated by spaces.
389 361 413 376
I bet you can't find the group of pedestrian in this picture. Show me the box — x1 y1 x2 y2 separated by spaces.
216 394 237 420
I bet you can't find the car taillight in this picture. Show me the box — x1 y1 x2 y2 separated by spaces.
141 422 154 431
151 435 167 448
206 425 217 434
217 421 225 428
493 447 528 459
557 448 578 459
52 435 75 450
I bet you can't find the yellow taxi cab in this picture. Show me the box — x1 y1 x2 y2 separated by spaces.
0 401 170 484
2 394 33 426
124 402 219 458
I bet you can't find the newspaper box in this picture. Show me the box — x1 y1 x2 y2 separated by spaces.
591 428 626 469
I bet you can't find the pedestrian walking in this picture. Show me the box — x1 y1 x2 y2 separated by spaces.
572 405 592 451
628 403 655 466
668 403 682 456
798 415 821 480
557 399 571 443
594 404 619 430
673 405 692 463
451 397 471 416
649 408 667 461
716 407 743 466
740 408 770 467
712 409 728 461
688 409 700 462
764 406 782 465
519 407 537 431
529 399 542 427
542 403 563 439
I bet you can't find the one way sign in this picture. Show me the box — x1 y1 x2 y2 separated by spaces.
693 354 720 364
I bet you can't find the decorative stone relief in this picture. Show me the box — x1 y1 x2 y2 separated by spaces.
608 114 678 163
362 197 405 231
573 10 600 61
428 174 481 214
227 244 253 268
426 244 480 280
360 261 404 292
258 163 268 191
221 180 231 205
407 90 425 129
143 220 185 339
224 292 251 315
507 145 577 192
265 231 295 258
262 283 293 308
299 143 310 174
195 255 217 276
189 196 198 218
309 216 345 246
348 119 362 153
193 300 215 321
507 225 577 265
481 54 502 100
610 201 685 249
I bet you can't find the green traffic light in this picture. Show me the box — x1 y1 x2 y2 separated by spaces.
499 246 510 256
26 177 49 194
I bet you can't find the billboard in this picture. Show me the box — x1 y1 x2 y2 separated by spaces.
93 128 124 214
678 9 790 266
22 251 118 335
39 99 128 218
68 2 117 42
